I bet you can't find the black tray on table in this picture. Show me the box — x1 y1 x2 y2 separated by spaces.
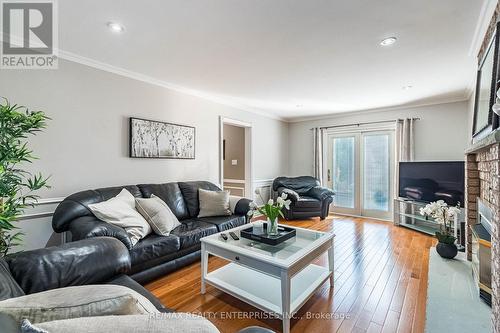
240 224 296 246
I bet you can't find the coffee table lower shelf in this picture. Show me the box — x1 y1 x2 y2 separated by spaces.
205 262 331 315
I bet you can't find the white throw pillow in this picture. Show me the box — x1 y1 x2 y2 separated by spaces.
0 285 159 324
135 195 181 236
88 189 151 246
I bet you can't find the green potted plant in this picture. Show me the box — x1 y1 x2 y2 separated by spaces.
0 99 50 257
248 190 291 236
420 200 461 259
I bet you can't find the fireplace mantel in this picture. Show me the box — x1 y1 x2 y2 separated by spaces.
466 129 500 154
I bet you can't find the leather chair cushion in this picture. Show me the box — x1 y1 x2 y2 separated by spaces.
178 182 221 217
197 215 246 232
0 259 24 301
129 244 201 277
170 220 218 249
129 234 181 266
293 196 322 209
137 183 189 220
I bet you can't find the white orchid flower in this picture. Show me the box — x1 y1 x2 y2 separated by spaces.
280 192 288 199
283 199 291 210
268 198 274 205
277 196 285 205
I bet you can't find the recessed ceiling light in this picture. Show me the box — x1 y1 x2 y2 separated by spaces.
402 85 413 90
380 37 397 46
296 104 303 108
107 22 125 33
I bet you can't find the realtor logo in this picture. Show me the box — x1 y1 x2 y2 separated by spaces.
1 0 58 69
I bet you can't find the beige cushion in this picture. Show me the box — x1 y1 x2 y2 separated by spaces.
0 285 159 324
198 189 231 218
135 195 181 236
88 189 152 246
26 313 220 333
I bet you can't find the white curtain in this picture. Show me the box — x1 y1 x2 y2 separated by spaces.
395 118 415 202
395 118 415 162
313 127 326 185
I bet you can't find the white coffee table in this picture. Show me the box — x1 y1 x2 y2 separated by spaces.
200 222 335 333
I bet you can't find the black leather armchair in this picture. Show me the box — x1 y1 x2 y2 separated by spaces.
272 176 335 220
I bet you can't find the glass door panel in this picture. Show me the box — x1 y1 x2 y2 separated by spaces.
328 135 360 215
362 133 392 219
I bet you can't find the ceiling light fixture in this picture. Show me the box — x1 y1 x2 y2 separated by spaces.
107 22 125 33
402 85 413 90
380 37 397 46
296 104 303 108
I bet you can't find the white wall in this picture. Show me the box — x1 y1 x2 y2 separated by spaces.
288 101 469 176
0 59 289 250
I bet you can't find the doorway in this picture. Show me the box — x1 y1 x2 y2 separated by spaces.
326 127 394 220
219 117 253 198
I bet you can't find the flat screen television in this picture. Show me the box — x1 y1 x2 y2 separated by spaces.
398 161 465 206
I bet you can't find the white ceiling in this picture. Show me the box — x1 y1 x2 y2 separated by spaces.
59 0 485 120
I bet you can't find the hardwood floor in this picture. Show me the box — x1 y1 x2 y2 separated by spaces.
145 215 436 333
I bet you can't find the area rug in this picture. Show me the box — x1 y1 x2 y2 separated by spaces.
425 249 491 332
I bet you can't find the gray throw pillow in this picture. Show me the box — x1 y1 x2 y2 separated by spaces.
25 313 219 333
0 285 159 324
198 189 231 218
135 195 182 236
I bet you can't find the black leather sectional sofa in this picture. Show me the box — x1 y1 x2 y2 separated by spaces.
52 181 252 284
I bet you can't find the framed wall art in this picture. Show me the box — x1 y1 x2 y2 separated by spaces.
129 117 195 159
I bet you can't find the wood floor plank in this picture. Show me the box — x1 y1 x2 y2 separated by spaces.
146 215 434 333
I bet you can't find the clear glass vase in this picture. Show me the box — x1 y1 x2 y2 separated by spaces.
267 217 279 236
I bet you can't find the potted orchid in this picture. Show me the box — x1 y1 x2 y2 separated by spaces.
419 200 461 259
248 189 291 236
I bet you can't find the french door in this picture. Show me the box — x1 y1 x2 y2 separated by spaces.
327 130 394 220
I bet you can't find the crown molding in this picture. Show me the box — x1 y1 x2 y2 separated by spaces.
286 96 469 123
469 0 498 57
57 50 287 122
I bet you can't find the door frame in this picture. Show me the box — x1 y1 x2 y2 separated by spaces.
326 123 395 220
219 117 253 198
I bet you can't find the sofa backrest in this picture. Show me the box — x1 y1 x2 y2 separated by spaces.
137 183 189 220
52 185 143 233
52 181 221 233
272 176 320 194
178 181 221 217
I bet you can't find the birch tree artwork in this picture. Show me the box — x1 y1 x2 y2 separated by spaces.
130 118 195 159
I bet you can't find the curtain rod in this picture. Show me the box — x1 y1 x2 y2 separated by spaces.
309 117 420 130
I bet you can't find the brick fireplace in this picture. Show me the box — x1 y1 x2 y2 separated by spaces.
466 131 500 332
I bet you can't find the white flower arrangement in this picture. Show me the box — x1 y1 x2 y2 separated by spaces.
248 189 291 222
419 200 460 244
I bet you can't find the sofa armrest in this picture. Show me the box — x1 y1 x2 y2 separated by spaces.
276 187 300 202
229 196 253 216
68 215 133 250
5 237 131 294
306 186 335 201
